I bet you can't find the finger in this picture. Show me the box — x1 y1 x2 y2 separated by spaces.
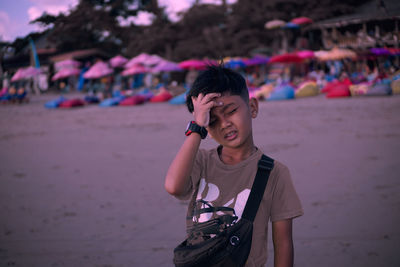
197 93 205 101
204 99 223 110
201 93 221 104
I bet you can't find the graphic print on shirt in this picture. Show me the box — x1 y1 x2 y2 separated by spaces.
195 178 250 223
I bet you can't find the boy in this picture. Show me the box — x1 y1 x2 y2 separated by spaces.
165 66 303 267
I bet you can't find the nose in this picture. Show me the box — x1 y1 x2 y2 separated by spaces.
220 115 232 129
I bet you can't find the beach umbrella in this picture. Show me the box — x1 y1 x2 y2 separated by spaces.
151 60 182 73
265 19 286 29
52 68 81 81
316 47 357 61
268 53 304 64
243 56 270 66
125 53 151 68
55 59 81 70
122 64 150 76
388 48 400 56
11 66 41 82
179 59 209 70
224 58 246 69
370 48 390 56
145 54 164 66
23 66 41 79
283 22 300 29
11 68 27 82
109 55 128 68
125 53 164 68
83 61 113 79
290 17 313 25
296 50 314 59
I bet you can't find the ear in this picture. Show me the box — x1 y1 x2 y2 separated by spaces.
249 97 259 118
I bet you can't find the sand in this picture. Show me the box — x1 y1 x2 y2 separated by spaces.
0 93 399 267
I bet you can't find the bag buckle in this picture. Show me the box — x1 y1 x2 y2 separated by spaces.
258 158 273 171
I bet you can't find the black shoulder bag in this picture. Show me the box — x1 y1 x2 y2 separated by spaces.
173 154 274 267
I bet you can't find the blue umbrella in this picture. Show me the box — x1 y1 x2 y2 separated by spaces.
283 22 300 29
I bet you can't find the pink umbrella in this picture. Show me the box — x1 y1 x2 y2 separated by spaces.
268 53 305 64
125 53 151 68
265 19 286 30
11 68 27 82
11 67 41 82
109 55 128 68
151 60 182 73
122 64 150 76
52 68 81 81
55 59 81 70
296 50 315 59
290 17 313 25
145 55 164 66
83 61 113 79
126 53 164 68
179 59 216 70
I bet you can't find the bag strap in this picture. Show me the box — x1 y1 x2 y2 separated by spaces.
241 154 274 222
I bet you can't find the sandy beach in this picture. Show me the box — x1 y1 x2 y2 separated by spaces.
0 93 399 267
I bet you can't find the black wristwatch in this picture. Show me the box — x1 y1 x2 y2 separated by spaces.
185 121 208 139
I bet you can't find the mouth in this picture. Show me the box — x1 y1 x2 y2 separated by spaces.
224 130 238 141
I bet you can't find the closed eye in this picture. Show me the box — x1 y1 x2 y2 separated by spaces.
227 108 237 115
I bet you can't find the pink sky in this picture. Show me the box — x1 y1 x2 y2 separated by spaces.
0 0 236 42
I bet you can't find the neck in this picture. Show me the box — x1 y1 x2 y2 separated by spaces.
218 144 257 165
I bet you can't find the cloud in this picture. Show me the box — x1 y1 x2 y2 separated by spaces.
27 0 79 21
159 0 192 22
117 11 155 27
131 10 155 26
159 0 237 22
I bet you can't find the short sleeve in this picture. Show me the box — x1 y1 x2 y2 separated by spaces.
175 149 204 200
270 163 304 222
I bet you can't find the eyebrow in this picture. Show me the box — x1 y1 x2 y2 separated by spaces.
211 103 235 115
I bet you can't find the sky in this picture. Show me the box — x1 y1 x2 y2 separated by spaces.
0 0 236 42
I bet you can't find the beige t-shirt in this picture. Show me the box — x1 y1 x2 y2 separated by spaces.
180 147 304 267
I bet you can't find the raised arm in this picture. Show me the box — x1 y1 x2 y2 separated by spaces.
164 93 223 197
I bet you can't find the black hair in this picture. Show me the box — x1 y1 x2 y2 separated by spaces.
186 65 249 113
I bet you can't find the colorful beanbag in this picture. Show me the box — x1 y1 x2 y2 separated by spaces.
267 85 295 101
295 81 319 98
44 96 66 109
321 81 341 93
136 88 154 101
59 98 85 108
254 84 274 100
84 95 100 104
150 89 173 103
119 95 146 106
326 84 350 98
366 83 392 96
349 83 371 96
391 79 400 95
169 92 186 105
99 96 125 107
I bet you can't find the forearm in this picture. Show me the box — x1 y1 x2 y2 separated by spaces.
273 240 293 267
272 219 294 267
164 133 201 196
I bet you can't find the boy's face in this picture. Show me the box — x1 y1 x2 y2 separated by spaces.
207 94 258 150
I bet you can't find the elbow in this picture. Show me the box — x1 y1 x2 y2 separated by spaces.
164 175 186 197
164 181 177 196
164 176 185 197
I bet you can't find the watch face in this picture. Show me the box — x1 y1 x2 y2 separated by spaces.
186 121 193 131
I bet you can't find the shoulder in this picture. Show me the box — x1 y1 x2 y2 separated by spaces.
266 158 293 191
271 160 291 178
